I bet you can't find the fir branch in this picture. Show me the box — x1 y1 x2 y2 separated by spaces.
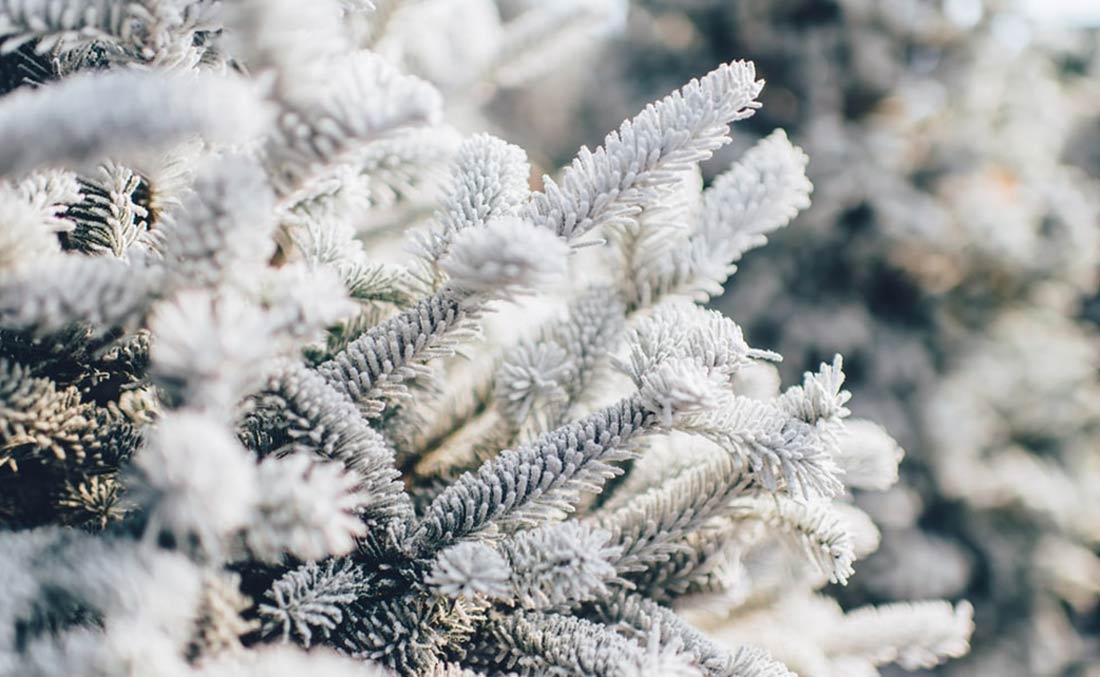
411 395 659 553
0 357 93 468
495 340 571 428
629 521 744 604
359 126 461 210
676 395 844 499
491 0 625 88
188 570 256 660
594 452 753 577
641 130 812 305
202 644 396 676
129 411 260 558
0 0 164 55
500 521 621 611
341 594 482 674
471 609 653 677
260 558 370 647
776 356 851 426
524 61 763 242
243 360 411 533
410 133 531 282
219 0 349 83
265 51 442 195
0 169 80 269
438 216 569 300
247 452 369 563
613 303 773 390
65 161 154 259
341 259 416 306
427 541 513 602
833 418 903 491
592 592 793 677
824 601 974 670
0 254 158 337
0 68 270 177
56 474 129 529
160 156 277 287
697 130 811 270
318 218 568 415
495 287 626 431
0 184 63 269
316 288 468 416
729 496 856 585
14 169 81 228
148 289 275 413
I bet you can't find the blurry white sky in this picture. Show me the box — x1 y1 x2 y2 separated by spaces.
1017 0 1100 26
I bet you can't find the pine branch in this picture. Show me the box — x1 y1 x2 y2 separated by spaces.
242 360 411 534
265 51 442 195
0 68 269 177
594 452 753 577
260 558 370 647
318 218 568 415
410 133 531 284
824 601 974 670
410 394 659 554
500 521 621 610
728 496 856 585
470 609 653 677
524 61 763 242
0 254 158 337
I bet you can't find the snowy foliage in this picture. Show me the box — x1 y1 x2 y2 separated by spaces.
0 2 972 676
554 2 1099 674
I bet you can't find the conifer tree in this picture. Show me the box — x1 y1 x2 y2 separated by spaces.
0 2 972 675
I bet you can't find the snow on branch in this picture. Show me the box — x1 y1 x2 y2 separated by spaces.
266 51 442 195
410 133 530 273
0 69 269 176
0 254 158 336
0 0 171 55
638 129 813 304
594 451 754 577
525 61 763 242
318 216 569 414
825 601 975 670
729 496 856 585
